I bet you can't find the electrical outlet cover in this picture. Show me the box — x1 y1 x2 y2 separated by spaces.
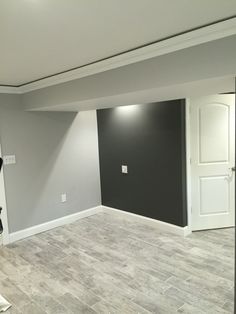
121 165 128 174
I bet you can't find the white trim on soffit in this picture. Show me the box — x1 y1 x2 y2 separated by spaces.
0 86 21 94
1 18 236 95
102 206 191 237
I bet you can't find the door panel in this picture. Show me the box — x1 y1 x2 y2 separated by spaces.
199 104 229 163
191 95 235 231
199 176 229 215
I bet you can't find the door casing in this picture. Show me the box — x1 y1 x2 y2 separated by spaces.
0 144 9 245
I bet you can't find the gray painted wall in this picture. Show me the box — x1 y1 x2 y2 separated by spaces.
0 94 101 233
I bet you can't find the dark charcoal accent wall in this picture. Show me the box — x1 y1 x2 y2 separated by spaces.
97 100 187 227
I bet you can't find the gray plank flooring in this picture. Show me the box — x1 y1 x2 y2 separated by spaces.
0 211 234 313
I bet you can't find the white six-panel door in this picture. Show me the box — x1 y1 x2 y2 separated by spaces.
191 95 235 231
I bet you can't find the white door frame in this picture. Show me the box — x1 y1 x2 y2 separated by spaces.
185 99 193 234
0 144 10 245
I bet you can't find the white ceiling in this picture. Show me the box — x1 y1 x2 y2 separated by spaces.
1 0 236 86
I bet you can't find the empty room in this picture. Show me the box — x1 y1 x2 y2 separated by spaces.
0 1 235 313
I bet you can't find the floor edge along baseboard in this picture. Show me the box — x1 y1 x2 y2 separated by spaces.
101 205 191 237
8 206 103 244
8 204 190 244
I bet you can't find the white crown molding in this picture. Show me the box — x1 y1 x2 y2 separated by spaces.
0 86 21 94
1 18 236 95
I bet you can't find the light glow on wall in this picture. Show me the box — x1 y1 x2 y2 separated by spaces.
115 104 141 114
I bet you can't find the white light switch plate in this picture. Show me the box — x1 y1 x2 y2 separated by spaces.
61 193 67 203
121 165 128 174
3 155 16 165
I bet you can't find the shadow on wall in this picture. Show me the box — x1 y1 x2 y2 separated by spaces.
0 100 101 233
22 111 78 223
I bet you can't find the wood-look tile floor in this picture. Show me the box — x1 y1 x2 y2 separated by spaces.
0 212 234 314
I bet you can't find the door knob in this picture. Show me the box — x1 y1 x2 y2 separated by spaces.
228 167 235 179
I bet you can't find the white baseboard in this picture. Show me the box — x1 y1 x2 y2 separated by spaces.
9 206 103 244
183 225 192 236
102 205 190 237
7 205 190 244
